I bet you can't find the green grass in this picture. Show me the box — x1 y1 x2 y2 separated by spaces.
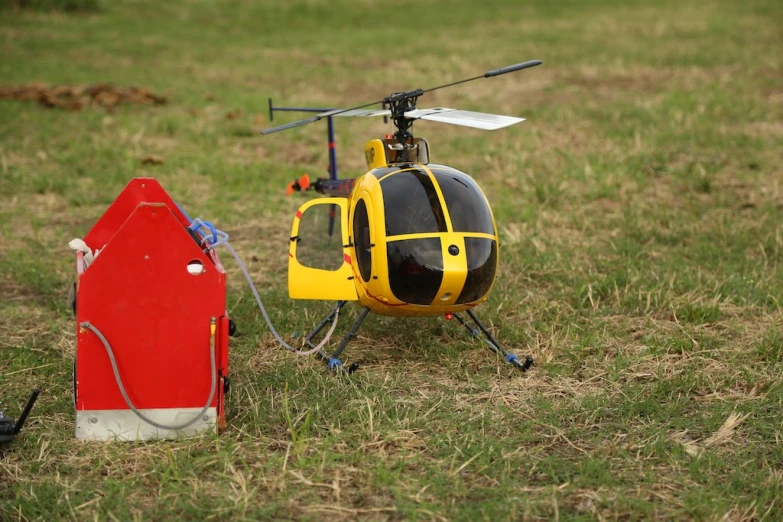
1 0 782 520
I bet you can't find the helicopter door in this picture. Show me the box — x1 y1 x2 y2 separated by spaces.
288 198 358 301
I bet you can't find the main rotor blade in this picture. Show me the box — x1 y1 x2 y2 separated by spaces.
261 116 321 135
318 109 391 118
484 60 542 78
261 99 387 135
260 59 542 135
404 108 524 130
421 59 542 95
263 107 391 134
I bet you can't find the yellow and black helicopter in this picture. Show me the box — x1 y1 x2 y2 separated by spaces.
262 60 541 373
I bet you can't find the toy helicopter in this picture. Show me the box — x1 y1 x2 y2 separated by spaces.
262 60 542 374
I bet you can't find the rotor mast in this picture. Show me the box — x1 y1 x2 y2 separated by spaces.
383 89 424 161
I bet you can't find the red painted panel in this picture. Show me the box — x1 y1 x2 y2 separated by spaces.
76 202 227 412
84 178 190 252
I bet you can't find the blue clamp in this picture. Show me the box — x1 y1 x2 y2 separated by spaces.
327 358 343 371
191 220 218 245
505 353 520 365
188 217 229 249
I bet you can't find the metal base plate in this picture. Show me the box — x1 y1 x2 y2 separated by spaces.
75 407 216 441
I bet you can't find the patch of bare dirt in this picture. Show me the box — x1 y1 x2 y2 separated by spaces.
0 83 167 111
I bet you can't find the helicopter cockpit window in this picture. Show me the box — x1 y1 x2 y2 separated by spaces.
387 238 444 305
294 203 344 271
431 167 495 234
456 237 497 304
381 169 447 236
352 198 372 282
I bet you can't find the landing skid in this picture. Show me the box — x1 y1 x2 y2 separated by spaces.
452 309 534 372
303 303 534 374
304 300 364 374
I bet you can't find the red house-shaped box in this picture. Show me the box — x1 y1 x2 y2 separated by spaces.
74 178 230 441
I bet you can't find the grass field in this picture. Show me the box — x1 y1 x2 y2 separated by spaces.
1 0 782 520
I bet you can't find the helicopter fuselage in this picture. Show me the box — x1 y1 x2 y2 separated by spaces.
288 161 500 318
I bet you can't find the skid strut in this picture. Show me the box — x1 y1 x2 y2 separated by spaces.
453 310 534 371
305 301 368 373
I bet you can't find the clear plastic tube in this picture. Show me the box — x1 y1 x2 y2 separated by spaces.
221 241 339 356
184 209 340 355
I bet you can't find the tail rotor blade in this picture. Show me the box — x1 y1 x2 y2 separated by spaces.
286 174 311 195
